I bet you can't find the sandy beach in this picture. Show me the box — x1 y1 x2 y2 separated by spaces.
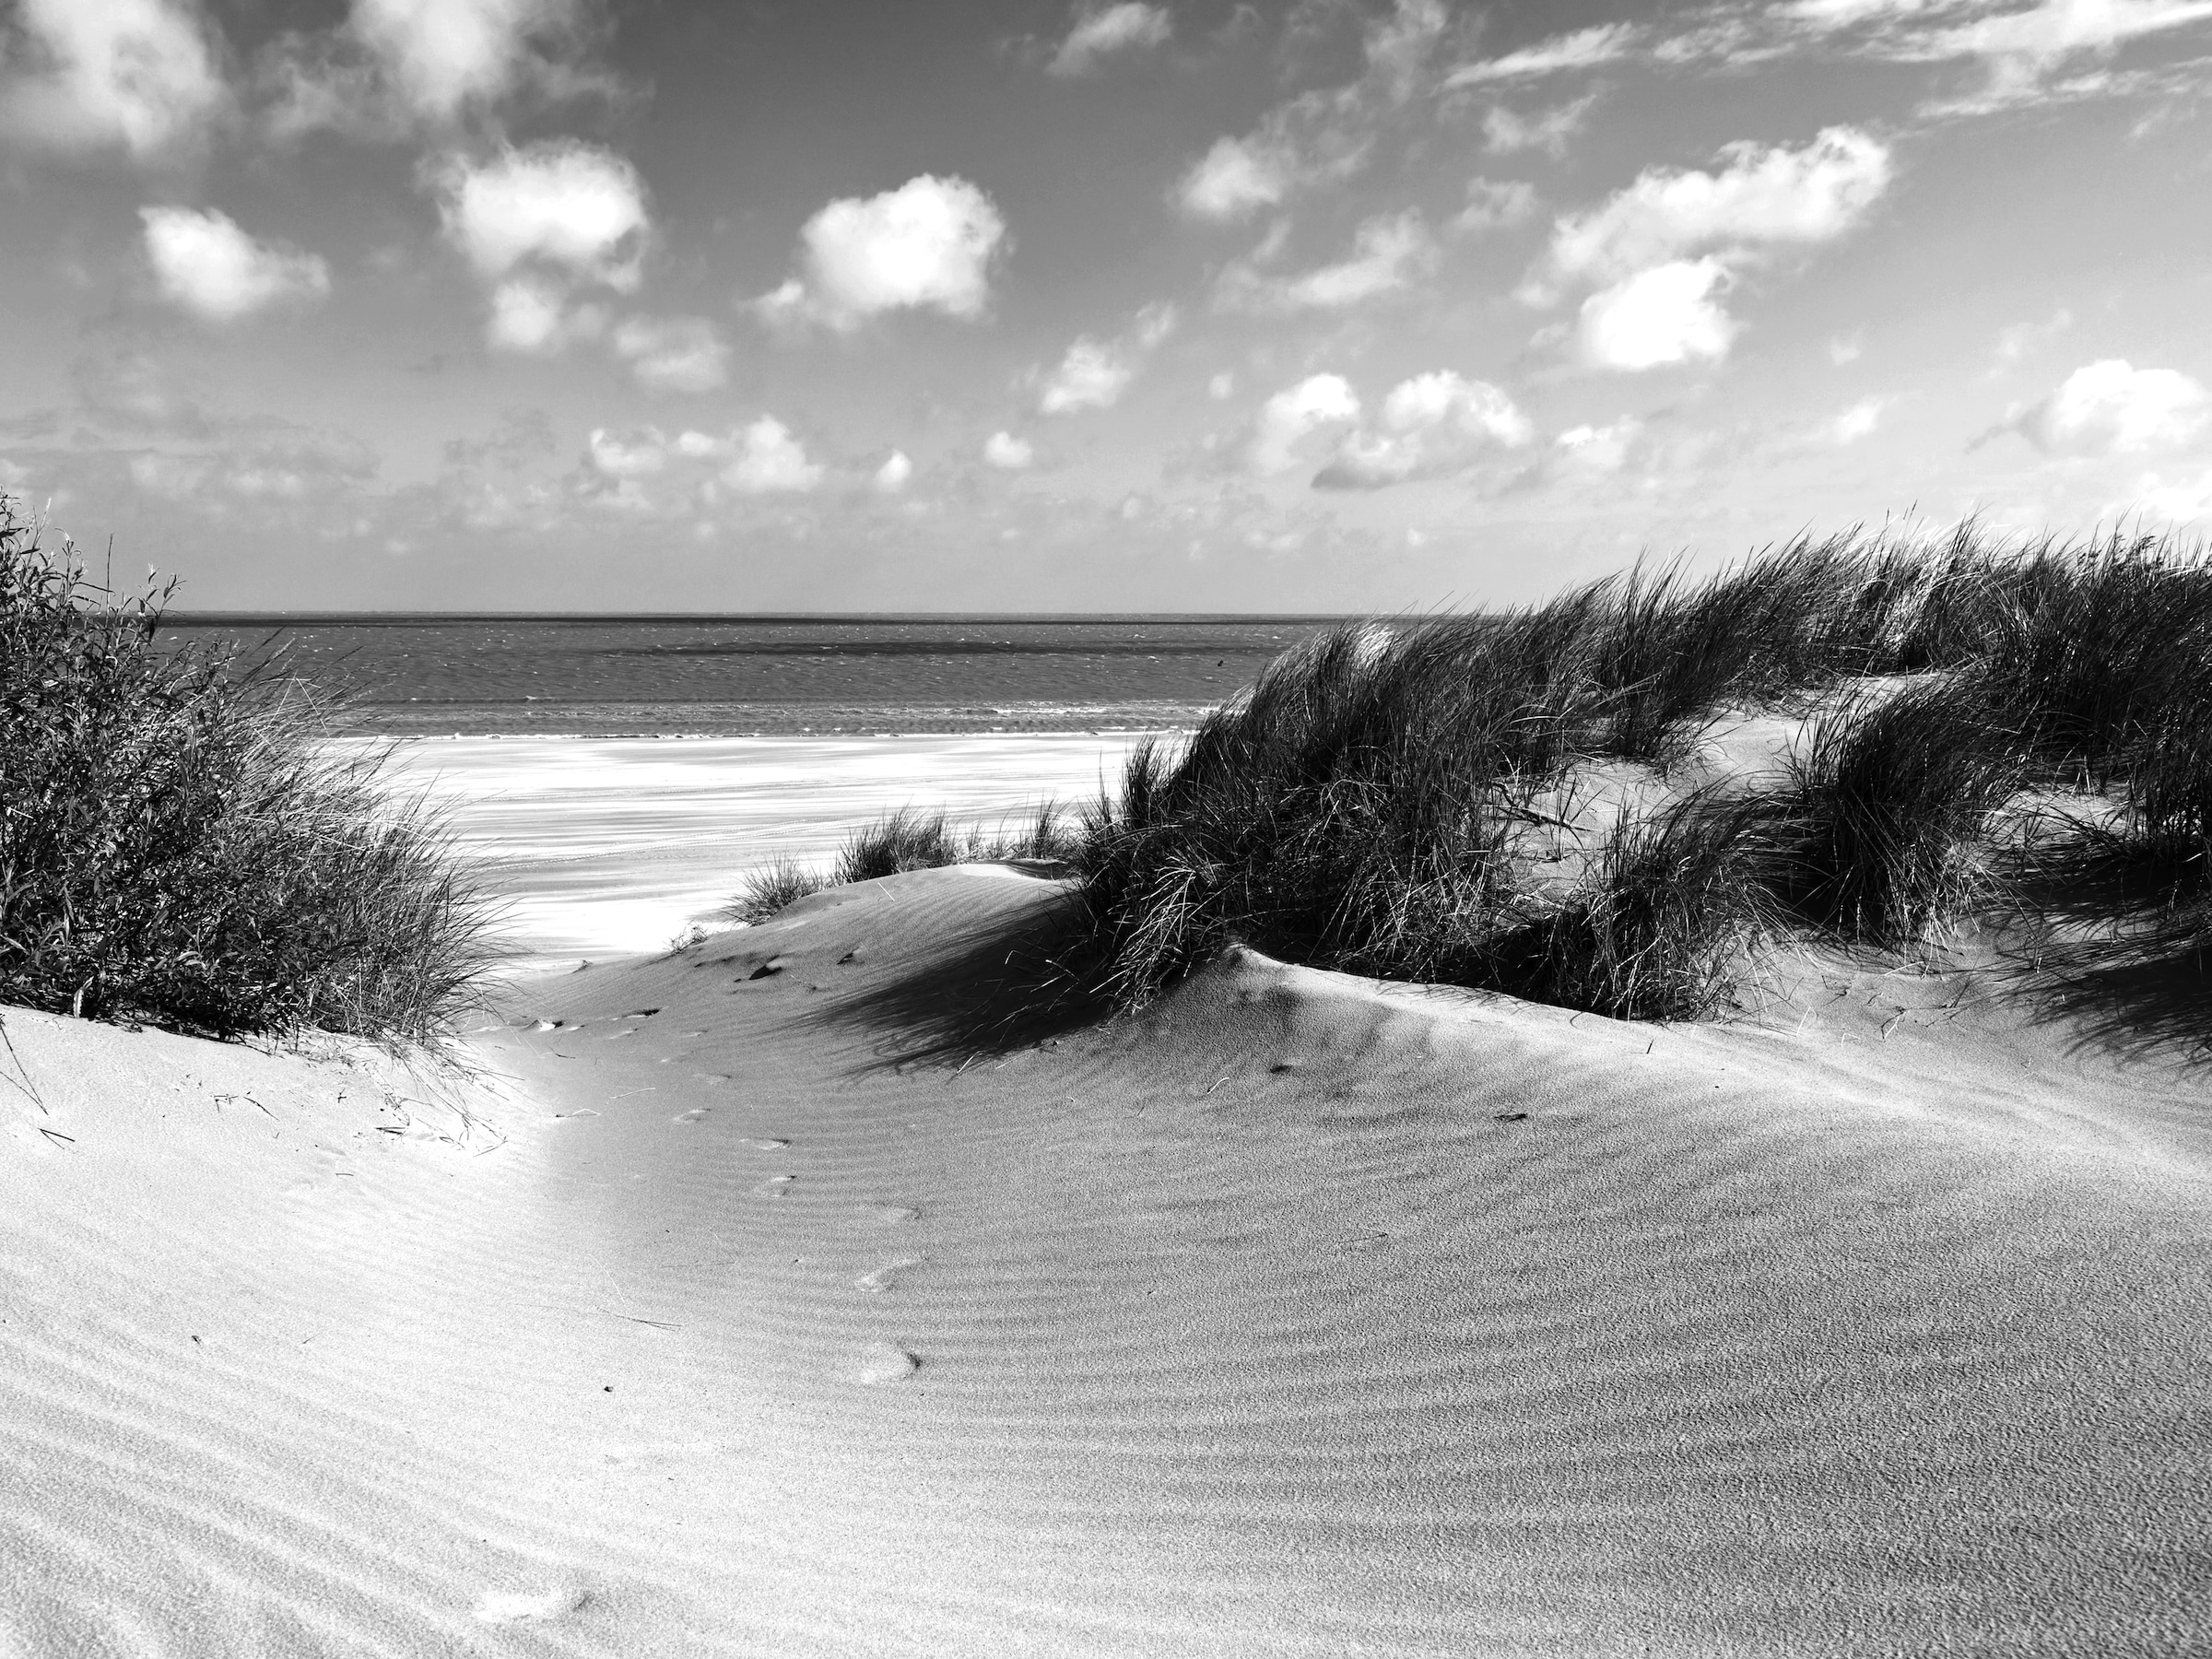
4 846 2208 1654
377 734 1153 972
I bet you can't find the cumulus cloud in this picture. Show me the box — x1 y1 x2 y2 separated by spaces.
259 0 615 140
1534 127 1890 374
1 0 229 159
432 141 649 352
1577 258 1736 371
611 314 729 393
1039 302 1175 414
983 430 1035 469
485 274 604 353
724 417 822 494
1314 371 1533 488
1249 373 1361 474
1454 178 1540 235
141 207 330 322
1545 126 1892 286
1173 0 1451 220
2002 359 2211 453
753 175 1007 333
1216 211 1437 313
435 140 649 288
1445 21 1639 85
1040 338 1135 415
350 0 591 121
1047 3 1171 76
873 450 913 492
585 425 666 477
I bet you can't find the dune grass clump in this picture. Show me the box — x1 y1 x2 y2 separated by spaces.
723 802 1080 924
1066 524 2212 1019
0 506 494 1042
1755 678 2030 947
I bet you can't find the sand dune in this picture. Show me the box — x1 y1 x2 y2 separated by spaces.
4 868 2208 1654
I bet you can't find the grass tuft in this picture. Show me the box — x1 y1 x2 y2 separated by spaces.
0 502 494 1043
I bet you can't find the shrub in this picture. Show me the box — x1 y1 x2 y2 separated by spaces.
0 506 494 1042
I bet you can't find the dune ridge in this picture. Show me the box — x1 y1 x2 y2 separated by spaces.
3 867 2208 1655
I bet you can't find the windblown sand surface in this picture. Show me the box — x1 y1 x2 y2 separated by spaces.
5 867 2209 1654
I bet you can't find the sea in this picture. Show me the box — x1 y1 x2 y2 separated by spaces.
158 614 1337 736
159 615 1340 975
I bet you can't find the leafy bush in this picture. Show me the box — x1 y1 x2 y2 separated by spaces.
0 506 493 1042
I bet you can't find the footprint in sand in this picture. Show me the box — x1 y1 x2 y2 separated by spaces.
758 1174 795 1198
474 1588 588 1624
854 1258 920 1293
853 1341 918 1385
870 1205 920 1227
671 1107 712 1124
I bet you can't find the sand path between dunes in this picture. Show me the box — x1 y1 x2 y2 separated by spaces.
3 867 2209 1655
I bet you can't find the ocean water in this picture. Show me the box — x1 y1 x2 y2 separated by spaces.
225 617 1335 974
162 614 1337 735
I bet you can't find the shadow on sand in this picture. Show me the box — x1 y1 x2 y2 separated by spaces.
2018 939 2212 1070
806 886 1114 1073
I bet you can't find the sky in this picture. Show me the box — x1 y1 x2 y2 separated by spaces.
4 0 2212 612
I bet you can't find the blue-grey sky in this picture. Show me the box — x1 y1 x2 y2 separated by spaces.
5 0 2212 610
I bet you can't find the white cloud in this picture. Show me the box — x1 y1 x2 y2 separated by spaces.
873 450 913 492
1315 371 1533 488
612 315 729 394
1173 0 1450 220
1249 373 1360 474
752 175 1006 333
2138 465 2212 523
1993 306 2073 367
1553 418 1641 474
1047 3 1172 76
586 426 666 477
1830 333 1865 365
1926 0 2212 92
1454 178 1539 235
1 0 229 159
1038 302 1175 414
1446 22 1639 85
1216 210 1437 313
349 0 588 123
2006 359 2211 453
140 207 331 322
1546 126 1892 285
1208 371 1236 400
1482 94 1597 157
1577 258 1736 371
724 417 822 494
1827 395 1887 442
485 274 606 353
983 430 1035 469
1040 338 1133 414
434 141 650 289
